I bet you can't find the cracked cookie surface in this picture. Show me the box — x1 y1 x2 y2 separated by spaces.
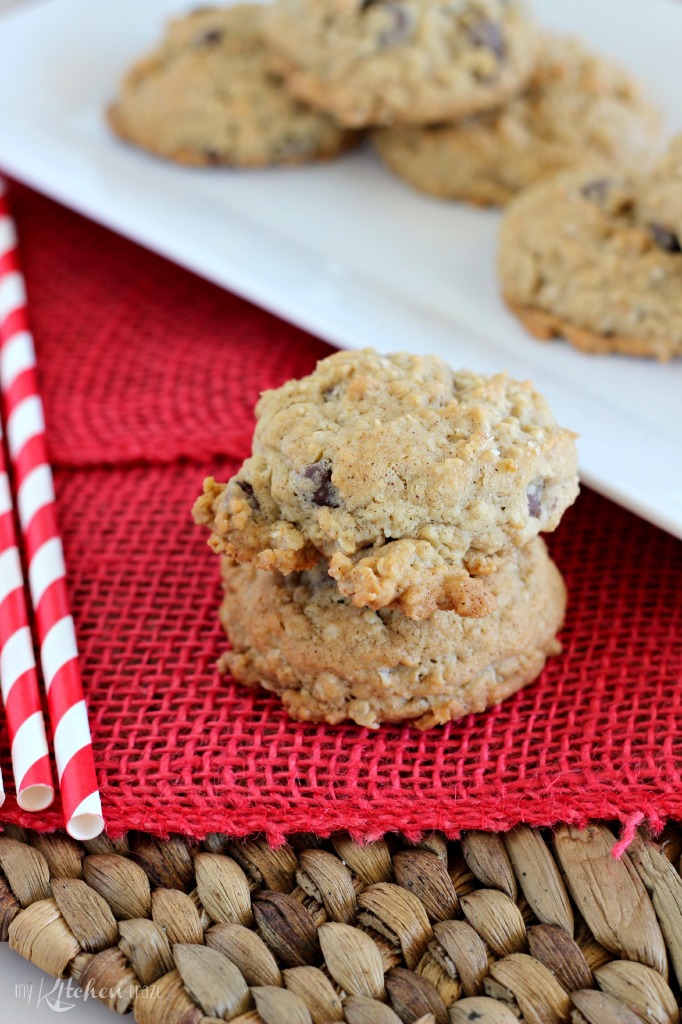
499 144 682 359
263 0 539 127
108 4 354 167
218 538 566 729
193 350 578 618
374 35 660 205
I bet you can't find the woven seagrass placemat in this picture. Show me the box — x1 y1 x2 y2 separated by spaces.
2 823 682 1022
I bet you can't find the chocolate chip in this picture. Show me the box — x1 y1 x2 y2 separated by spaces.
302 461 341 508
204 149 222 165
649 222 681 253
199 28 223 45
527 481 543 519
237 480 259 511
361 1 414 47
580 178 613 204
468 19 507 60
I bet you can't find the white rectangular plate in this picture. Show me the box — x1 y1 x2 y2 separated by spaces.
1 0 681 537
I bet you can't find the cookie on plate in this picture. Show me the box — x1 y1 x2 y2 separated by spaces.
108 4 354 167
218 538 566 729
193 350 579 618
373 35 661 205
499 150 682 360
262 0 540 128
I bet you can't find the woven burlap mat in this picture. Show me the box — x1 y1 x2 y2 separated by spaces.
1 822 681 1022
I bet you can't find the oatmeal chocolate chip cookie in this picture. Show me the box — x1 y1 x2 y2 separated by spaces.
499 158 682 360
638 134 682 253
108 4 354 167
373 35 660 206
193 350 578 618
218 538 566 730
262 0 540 128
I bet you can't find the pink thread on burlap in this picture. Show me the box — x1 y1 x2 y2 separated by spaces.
612 813 646 859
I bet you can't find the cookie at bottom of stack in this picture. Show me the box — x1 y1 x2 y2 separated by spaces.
218 538 566 730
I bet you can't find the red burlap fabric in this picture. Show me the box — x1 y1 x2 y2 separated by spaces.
1 183 681 843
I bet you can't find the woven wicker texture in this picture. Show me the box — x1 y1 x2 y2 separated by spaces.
0 183 680 842
3 823 682 1021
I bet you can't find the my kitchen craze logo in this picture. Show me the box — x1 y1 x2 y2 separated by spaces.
15 977 160 1013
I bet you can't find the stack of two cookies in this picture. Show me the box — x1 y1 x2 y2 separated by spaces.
194 350 579 730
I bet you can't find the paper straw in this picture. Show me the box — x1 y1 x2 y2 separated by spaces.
0 425 54 811
0 178 103 839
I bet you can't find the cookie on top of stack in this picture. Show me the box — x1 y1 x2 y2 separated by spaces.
499 135 682 360
194 350 579 729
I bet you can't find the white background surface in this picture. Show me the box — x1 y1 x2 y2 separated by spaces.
0 0 681 1018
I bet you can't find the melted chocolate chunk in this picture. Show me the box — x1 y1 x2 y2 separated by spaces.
468 19 507 60
237 480 259 511
302 461 341 508
527 480 543 519
204 149 222 165
199 28 223 45
649 222 681 253
580 178 613 204
361 1 414 47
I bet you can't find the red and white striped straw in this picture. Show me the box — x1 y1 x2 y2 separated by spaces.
0 178 103 839
0 426 54 812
